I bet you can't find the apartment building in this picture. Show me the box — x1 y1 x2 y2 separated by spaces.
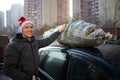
24 0 42 29
0 11 4 33
73 0 99 25
99 0 120 27
24 0 69 30
57 0 69 24
6 4 24 33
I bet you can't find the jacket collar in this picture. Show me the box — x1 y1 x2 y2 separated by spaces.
12 33 35 43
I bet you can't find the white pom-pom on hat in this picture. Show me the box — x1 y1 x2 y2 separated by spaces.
17 16 33 33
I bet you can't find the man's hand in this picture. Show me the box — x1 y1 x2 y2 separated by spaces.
105 32 113 39
59 24 66 32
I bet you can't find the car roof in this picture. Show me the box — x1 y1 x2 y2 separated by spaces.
41 44 102 56
0 34 9 37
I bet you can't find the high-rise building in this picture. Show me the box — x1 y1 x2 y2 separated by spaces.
6 4 24 32
99 0 120 27
42 0 58 26
24 0 69 30
0 11 5 33
57 0 69 24
6 10 12 32
73 0 99 25
24 0 41 29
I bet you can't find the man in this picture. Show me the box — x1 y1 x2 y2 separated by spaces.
3 16 66 80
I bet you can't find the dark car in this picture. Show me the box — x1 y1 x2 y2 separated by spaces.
0 35 9 63
97 44 120 71
104 39 120 44
38 45 120 80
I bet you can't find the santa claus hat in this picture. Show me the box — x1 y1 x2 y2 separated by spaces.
17 16 33 33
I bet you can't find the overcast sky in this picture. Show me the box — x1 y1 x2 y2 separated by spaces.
0 0 24 26
0 0 24 13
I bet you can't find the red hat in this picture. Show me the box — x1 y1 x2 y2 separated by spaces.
18 16 33 33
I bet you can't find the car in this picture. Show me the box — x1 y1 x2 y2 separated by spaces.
0 35 9 63
37 45 120 80
97 44 120 71
104 39 120 44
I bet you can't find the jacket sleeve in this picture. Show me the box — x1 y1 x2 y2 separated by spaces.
37 31 61 48
3 44 32 80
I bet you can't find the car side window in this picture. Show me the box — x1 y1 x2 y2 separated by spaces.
40 50 68 80
67 54 117 80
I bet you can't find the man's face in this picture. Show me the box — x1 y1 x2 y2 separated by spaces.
22 23 34 38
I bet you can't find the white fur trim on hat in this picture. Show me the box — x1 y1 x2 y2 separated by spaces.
17 20 33 33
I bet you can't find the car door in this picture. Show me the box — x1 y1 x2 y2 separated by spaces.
67 51 120 80
38 48 69 80
0 35 9 62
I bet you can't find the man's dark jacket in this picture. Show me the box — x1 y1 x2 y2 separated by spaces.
3 31 60 80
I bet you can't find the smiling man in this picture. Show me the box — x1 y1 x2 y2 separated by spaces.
3 16 66 80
